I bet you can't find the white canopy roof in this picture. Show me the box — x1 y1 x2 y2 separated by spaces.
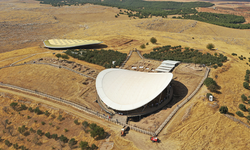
162 60 180 65
96 69 173 111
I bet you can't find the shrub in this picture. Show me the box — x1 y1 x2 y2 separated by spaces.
5 140 11 147
13 143 18 149
34 107 43 115
28 107 33 112
59 135 68 143
246 116 250 120
82 121 89 127
37 129 43 136
51 114 56 118
231 53 237 56
213 65 218 69
69 138 77 148
217 62 223 67
243 82 249 89
150 37 157 44
91 144 98 150
10 102 18 110
239 104 247 111
79 141 89 150
219 106 228 114
44 110 49 116
140 44 145 49
29 128 35 133
27 116 31 119
56 126 60 130
41 122 45 125
241 94 248 102
206 93 212 99
74 119 79 125
20 104 27 110
64 129 68 132
45 132 51 138
146 42 149 45
207 84 218 92
206 43 215 50
90 123 105 139
204 78 217 87
52 134 58 139
57 115 63 121
18 125 26 134
236 111 244 117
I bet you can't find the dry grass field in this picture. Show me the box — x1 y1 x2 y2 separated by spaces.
1 0 250 149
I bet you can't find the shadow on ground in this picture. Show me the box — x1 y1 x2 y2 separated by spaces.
44 44 108 50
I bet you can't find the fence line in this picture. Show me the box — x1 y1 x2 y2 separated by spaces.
120 50 133 69
0 82 155 136
136 50 144 59
10 54 36 66
153 67 210 136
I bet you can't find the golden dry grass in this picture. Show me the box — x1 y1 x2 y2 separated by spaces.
1 0 250 149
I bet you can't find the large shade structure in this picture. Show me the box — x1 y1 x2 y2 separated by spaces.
96 69 173 111
43 39 103 48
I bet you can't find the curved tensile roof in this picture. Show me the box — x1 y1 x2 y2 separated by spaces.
43 39 103 48
96 69 173 111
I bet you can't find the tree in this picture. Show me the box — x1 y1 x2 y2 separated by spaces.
57 115 63 121
13 143 18 149
60 135 68 143
219 106 228 114
241 94 248 102
34 107 43 115
56 53 62 60
206 43 215 50
18 125 26 134
61 54 69 60
5 140 11 147
52 134 58 139
243 82 249 89
150 37 157 44
20 104 27 110
236 111 244 117
89 123 105 139
206 93 212 99
69 138 77 149
45 132 51 138
74 119 79 125
37 129 43 136
10 102 18 110
140 44 146 49
239 104 247 111
1 119 9 129
44 110 50 116
28 107 33 112
79 141 89 150
91 144 98 150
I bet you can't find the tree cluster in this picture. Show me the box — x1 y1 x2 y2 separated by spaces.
183 12 250 29
36 0 250 29
143 45 227 67
65 49 127 68
243 70 250 89
204 77 220 92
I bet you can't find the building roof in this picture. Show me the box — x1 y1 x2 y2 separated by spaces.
162 60 181 65
43 39 103 48
96 69 173 111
